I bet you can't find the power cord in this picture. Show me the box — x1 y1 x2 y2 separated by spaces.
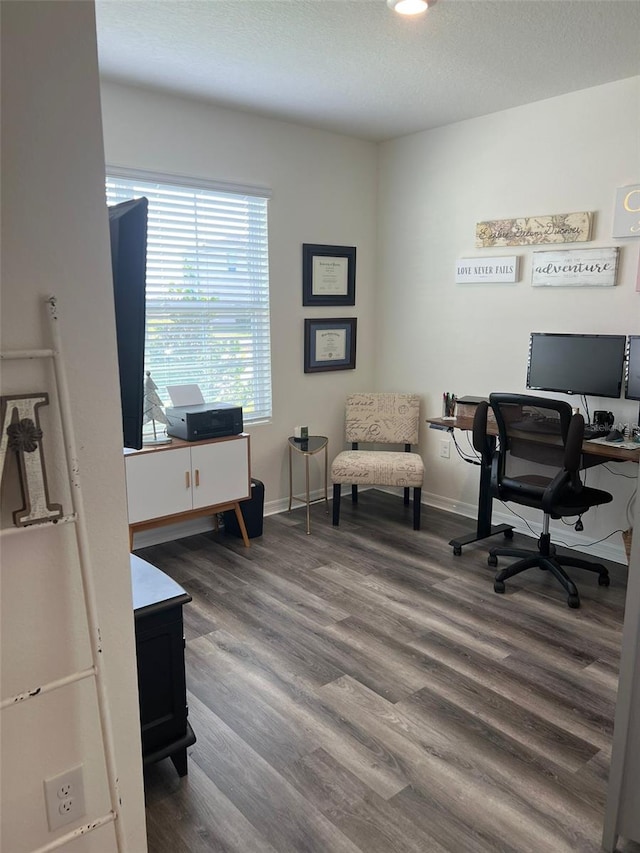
553 528 627 549
500 503 539 538
501 501 626 550
450 428 481 465
603 464 637 479
559 514 583 530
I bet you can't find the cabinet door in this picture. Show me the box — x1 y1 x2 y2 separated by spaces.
125 448 193 523
191 436 250 509
135 608 189 755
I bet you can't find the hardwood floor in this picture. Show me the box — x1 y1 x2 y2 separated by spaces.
137 490 635 853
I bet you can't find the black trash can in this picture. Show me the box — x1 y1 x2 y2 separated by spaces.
224 478 264 539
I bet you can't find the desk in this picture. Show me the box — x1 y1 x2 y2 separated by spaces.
427 414 640 555
288 435 329 534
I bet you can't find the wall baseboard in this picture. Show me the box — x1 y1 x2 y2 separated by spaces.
131 485 628 566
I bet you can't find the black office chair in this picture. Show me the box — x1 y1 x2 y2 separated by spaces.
484 393 613 609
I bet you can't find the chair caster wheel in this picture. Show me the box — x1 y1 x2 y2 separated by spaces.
452 545 462 557
488 554 498 568
598 574 610 587
568 594 580 609
494 580 505 594
504 529 514 540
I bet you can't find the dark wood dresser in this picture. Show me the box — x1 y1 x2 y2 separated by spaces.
130 554 196 776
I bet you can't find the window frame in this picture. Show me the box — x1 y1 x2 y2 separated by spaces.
106 167 273 425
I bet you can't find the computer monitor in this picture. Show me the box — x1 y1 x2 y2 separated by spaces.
526 333 626 399
625 335 640 399
108 197 148 450
625 335 640 429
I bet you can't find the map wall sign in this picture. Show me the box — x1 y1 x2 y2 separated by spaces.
476 212 592 248
613 185 640 238
531 247 619 288
455 256 518 284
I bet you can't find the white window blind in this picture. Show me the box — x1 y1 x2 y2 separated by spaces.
106 171 272 422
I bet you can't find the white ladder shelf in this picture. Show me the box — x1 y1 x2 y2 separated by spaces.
0 297 128 853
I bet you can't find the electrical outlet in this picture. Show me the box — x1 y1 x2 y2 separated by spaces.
439 439 450 459
44 765 85 831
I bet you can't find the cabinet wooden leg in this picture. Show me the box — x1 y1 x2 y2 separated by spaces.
170 749 188 777
233 502 250 548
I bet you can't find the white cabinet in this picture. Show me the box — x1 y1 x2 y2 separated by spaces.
124 434 251 546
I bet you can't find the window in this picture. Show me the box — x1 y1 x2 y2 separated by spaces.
106 170 272 422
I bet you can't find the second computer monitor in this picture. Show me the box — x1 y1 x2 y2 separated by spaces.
625 335 640 401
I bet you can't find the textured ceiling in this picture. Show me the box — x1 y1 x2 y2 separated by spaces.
95 0 640 142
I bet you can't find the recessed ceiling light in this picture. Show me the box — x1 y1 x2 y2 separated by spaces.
387 0 436 15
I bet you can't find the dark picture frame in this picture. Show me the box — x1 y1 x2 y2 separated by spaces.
304 318 357 373
302 243 356 306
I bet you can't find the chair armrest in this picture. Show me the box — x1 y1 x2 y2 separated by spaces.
472 401 491 462
541 469 572 513
564 413 584 472
490 450 502 498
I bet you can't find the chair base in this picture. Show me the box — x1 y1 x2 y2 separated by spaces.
332 484 422 530
489 533 610 609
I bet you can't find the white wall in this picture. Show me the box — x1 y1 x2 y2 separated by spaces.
1 3 146 851
378 77 640 563
603 489 640 849
100 82 378 531
102 80 640 560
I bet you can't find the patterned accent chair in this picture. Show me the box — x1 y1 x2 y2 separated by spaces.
331 393 425 529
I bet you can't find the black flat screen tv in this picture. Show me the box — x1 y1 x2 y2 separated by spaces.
625 335 640 401
108 197 148 449
526 332 626 399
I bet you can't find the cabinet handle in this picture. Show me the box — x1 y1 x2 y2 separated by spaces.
195 469 200 487
185 471 190 489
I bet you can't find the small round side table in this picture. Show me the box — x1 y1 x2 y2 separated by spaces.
287 435 329 534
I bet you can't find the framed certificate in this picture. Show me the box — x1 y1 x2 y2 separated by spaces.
304 318 357 373
302 244 356 306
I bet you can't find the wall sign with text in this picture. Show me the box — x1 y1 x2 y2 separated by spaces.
531 247 619 288
476 212 592 248
613 185 640 238
455 256 519 284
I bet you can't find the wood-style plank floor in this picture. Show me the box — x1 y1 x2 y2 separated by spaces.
136 491 637 853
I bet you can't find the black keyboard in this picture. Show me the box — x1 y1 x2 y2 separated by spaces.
515 420 608 440
512 418 561 435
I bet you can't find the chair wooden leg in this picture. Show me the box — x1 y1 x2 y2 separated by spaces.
413 487 421 530
351 484 358 504
404 487 410 506
332 483 341 526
